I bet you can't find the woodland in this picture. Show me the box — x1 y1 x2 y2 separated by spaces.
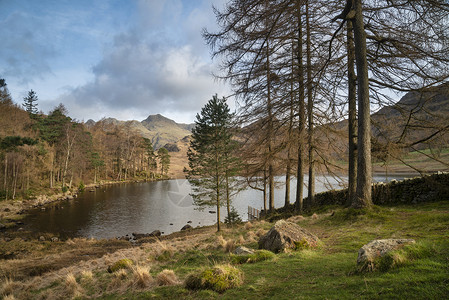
0 81 170 201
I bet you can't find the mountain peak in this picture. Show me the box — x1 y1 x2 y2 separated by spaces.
142 114 175 124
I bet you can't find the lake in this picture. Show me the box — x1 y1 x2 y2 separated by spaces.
23 175 409 239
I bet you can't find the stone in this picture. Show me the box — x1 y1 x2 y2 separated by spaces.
233 246 255 255
258 220 320 253
181 224 193 231
149 230 161 237
357 239 416 271
51 237 59 242
39 236 46 241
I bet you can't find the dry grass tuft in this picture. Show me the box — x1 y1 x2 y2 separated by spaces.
244 222 253 230
238 235 245 245
156 269 179 286
65 273 83 297
287 215 306 223
311 213 318 220
154 240 175 260
217 235 227 248
65 239 76 246
131 265 153 288
3 294 16 300
114 269 128 280
80 270 93 283
1 278 21 297
246 231 257 243
225 239 236 253
256 228 267 237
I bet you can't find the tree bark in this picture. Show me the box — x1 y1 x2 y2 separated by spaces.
266 35 275 213
352 0 372 208
347 13 358 206
295 1 305 213
306 0 315 208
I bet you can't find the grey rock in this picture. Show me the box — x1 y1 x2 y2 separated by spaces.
357 239 416 271
181 224 193 231
258 220 320 253
149 230 161 237
233 246 255 255
39 236 46 241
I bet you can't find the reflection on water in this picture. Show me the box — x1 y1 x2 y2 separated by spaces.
24 175 408 239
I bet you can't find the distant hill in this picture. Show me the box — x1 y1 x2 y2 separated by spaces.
327 83 449 161
372 83 449 147
85 114 193 149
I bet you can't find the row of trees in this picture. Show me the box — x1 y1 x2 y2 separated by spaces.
188 0 449 230
0 80 170 200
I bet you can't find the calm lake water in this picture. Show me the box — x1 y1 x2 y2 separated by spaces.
23 175 409 239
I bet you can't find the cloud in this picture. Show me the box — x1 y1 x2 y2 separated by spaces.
57 0 230 123
0 11 55 83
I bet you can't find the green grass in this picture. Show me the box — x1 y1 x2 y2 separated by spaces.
24 201 449 299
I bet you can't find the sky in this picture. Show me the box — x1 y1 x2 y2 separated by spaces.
0 0 231 124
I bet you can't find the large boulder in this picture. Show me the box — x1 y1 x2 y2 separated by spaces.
357 239 415 272
258 220 320 253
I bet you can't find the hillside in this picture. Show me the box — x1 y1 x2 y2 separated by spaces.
372 83 449 148
86 114 193 150
322 83 449 173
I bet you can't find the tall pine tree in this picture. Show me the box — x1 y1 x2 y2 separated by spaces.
186 95 240 231
23 89 39 116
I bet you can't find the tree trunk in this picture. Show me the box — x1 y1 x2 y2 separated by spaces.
285 41 296 209
352 0 372 208
4 155 7 200
295 1 305 213
226 173 230 219
347 17 358 206
306 0 315 208
284 156 291 207
263 168 267 212
266 36 275 213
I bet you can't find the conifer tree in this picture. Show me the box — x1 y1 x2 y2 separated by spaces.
23 89 39 116
186 95 240 231
157 147 170 176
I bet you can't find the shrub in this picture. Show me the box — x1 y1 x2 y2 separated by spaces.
107 258 134 273
225 207 242 225
61 185 69 193
78 182 85 192
185 264 244 293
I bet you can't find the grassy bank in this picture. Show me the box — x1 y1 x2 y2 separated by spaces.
1 200 448 299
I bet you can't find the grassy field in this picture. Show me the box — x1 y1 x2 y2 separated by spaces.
1 200 448 299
